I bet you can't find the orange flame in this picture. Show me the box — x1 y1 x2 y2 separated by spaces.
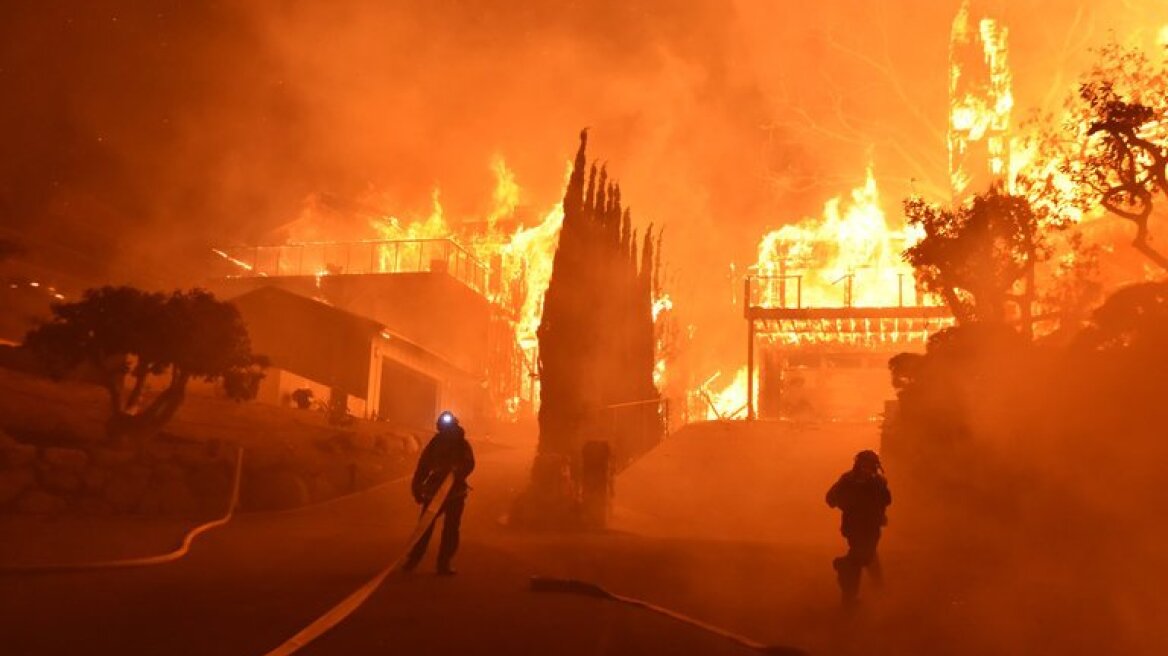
688 166 941 422
486 156 521 234
948 0 1013 199
500 204 564 351
652 293 674 388
695 367 754 421
281 157 666 413
754 165 923 309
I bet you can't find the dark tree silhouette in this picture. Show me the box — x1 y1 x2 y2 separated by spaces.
25 286 266 441
1028 43 1168 271
1041 231 1104 332
904 186 1050 336
533 130 662 502
1072 281 1168 356
884 46 1168 641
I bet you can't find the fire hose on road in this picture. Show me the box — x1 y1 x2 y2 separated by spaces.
261 473 455 656
260 469 808 656
530 576 807 656
260 464 807 656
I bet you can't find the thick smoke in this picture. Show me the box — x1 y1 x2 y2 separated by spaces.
1 1 1166 365
4 3 1168 653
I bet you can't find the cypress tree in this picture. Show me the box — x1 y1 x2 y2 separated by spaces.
534 131 664 486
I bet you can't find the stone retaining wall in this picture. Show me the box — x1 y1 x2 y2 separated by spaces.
0 432 234 518
0 428 417 517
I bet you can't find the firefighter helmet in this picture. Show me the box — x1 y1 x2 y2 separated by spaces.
436 411 459 430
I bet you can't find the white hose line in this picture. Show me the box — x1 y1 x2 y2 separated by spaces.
530 576 808 656
0 447 244 573
261 473 454 656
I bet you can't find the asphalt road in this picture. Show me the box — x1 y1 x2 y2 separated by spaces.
11 425 1109 656
0 437 768 656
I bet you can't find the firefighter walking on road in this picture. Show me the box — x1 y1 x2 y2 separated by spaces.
402 411 475 575
826 449 891 606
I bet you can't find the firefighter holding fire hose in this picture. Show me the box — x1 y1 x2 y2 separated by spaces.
402 411 475 575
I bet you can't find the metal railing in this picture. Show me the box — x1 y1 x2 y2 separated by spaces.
215 238 489 296
745 272 938 310
748 274 804 309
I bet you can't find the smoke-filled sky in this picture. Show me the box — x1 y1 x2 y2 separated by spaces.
1 0 1165 325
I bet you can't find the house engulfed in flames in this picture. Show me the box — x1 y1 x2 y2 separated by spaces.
701 1 1020 422
208 161 566 430
699 168 953 423
748 169 951 422
210 236 523 430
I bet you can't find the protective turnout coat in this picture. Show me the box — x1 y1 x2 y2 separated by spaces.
411 426 475 504
826 470 891 538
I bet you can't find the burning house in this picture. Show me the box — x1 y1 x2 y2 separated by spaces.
702 2 1025 423
743 277 952 422
738 168 952 422
209 235 532 426
229 285 485 431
